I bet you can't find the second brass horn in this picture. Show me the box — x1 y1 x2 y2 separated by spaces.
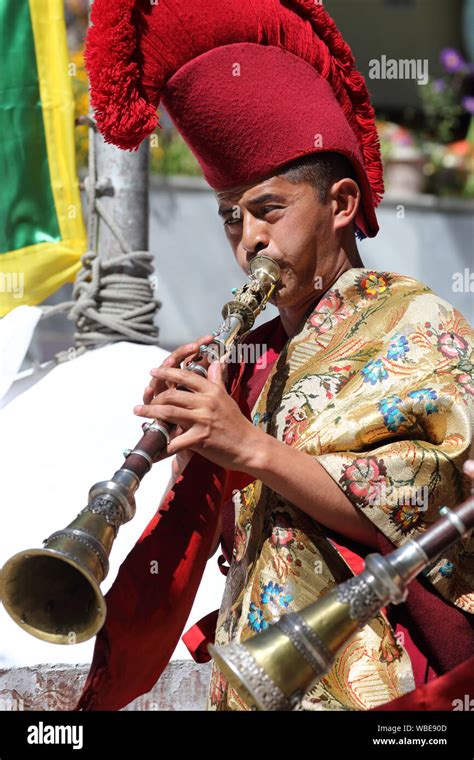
208 496 474 710
0 254 281 644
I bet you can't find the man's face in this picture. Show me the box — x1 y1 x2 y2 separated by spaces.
216 174 338 310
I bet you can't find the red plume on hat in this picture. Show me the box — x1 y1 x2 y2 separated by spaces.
85 0 384 238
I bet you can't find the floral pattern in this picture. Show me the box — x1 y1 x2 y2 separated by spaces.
308 288 353 342
389 503 424 534
437 331 469 359
379 394 406 432
355 271 392 299
386 334 410 361
379 388 439 433
282 404 311 445
207 268 473 712
361 358 389 385
340 456 388 508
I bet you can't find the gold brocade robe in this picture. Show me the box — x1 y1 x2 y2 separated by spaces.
206 268 473 711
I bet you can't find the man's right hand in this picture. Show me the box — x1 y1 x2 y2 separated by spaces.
143 334 215 467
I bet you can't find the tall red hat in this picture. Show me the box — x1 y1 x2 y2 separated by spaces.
85 0 384 238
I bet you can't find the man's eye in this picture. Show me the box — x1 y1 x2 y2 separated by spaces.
259 206 284 218
223 206 283 226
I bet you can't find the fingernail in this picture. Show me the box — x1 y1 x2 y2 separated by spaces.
133 405 143 413
463 459 474 476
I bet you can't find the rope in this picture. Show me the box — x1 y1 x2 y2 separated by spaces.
40 119 160 361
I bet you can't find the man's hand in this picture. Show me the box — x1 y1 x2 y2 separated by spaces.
142 334 216 467
134 360 260 471
142 334 215 405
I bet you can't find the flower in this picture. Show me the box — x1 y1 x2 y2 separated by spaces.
440 48 466 74
379 395 406 432
282 405 309 445
432 78 446 93
437 332 468 359
260 582 294 614
458 373 474 396
209 669 227 706
462 96 474 115
233 524 249 562
390 504 422 534
439 560 455 579
356 272 391 299
387 335 410 361
309 289 352 335
252 410 272 427
361 359 389 385
407 388 438 415
248 603 268 633
340 456 388 507
270 513 295 547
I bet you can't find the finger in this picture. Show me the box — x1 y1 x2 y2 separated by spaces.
133 402 195 426
168 423 185 441
148 345 199 395
148 336 214 395
180 334 215 368
150 366 209 393
463 459 474 478
152 425 186 462
151 388 200 409
167 334 214 369
166 428 201 457
143 385 154 404
207 357 226 388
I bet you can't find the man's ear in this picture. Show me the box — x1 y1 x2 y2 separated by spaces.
329 178 360 232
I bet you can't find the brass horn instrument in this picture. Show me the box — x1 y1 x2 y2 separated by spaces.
208 494 474 710
0 254 281 644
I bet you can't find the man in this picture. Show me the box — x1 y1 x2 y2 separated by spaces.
76 0 473 711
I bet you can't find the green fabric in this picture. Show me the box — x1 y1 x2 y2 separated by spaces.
0 0 60 254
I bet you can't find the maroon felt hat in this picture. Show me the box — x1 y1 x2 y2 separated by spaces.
85 0 384 237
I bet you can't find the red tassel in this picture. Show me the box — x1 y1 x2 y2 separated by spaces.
286 0 384 207
85 0 161 150
85 0 383 209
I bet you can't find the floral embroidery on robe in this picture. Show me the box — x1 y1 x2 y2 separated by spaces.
206 268 473 711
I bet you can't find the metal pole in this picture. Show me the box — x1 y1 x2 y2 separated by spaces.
94 134 150 266
72 0 158 348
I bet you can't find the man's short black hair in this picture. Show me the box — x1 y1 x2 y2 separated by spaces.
276 152 358 204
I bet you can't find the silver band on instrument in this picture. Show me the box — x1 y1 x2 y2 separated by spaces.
143 422 171 446
128 448 154 471
276 613 333 677
186 362 208 378
218 642 301 711
439 506 469 536
336 574 382 623
44 528 110 577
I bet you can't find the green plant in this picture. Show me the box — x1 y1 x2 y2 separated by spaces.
150 129 202 177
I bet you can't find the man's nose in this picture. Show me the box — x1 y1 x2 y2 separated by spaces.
241 215 269 258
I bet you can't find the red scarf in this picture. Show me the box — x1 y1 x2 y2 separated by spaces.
372 655 474 711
